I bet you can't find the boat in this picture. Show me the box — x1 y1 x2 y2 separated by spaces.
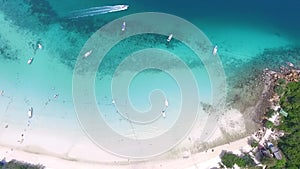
109 5 129 12
162 111 166 118
27 58 34 64
84 50 92 58
167 34 173 42
28 107 33 118
37 43 43 49
212 45 218 56
122 21 126 31
286 62 294 67
165 99 169 107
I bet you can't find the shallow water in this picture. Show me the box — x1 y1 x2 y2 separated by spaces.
0 0 300 159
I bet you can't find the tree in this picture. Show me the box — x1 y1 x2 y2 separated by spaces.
5 160 44 169
277 82 300 168
221 152 255 168
260 156 276 167
265 121 274 129
266 109 275 118
251 140 259 148
221 152 237 168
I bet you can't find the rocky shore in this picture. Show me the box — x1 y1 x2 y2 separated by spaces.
252 62 299 125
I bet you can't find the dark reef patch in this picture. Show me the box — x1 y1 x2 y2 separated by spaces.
0 36 19 61
23 0 58 25
60 17 107 35
0 0 56 32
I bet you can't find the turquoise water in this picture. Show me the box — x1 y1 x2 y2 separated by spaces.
0 0 300 156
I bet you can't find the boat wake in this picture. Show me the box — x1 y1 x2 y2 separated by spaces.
68 5 129 19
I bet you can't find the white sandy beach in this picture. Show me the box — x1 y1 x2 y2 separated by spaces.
0 134 252 169
0 95 252 169
1 6 292 168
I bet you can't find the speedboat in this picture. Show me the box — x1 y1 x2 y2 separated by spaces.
122 21 126 31
119 5 129 10
110 5 129 12
84 50 92 58
167 34 173 42
27 58 33 64
28 107 33 118
212 45 218 56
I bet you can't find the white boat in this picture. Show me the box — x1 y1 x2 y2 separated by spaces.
286 62 294 67
165 99 169 107
37 43 43 49
110 5 129 12
122 21 126 31
167 34 173 42
27 58 33 64
28 107 33 118
212 45 218 56
162 111 166 118
84 50 92 58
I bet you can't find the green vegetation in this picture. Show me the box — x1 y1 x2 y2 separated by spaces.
277 78 286 86
265 121 274 129
261 156 277 167
266 109 275 118
272 157 286 169
274 78 286 96
251 140 259 148
277 82 300 168
2 160 44 169
220 152 255 168
274 85 285 96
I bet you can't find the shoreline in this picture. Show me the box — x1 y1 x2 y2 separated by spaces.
2 65 297 168
0 68 279 168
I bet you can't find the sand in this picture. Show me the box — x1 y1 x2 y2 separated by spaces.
0 104 252 169
0 136 252 169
